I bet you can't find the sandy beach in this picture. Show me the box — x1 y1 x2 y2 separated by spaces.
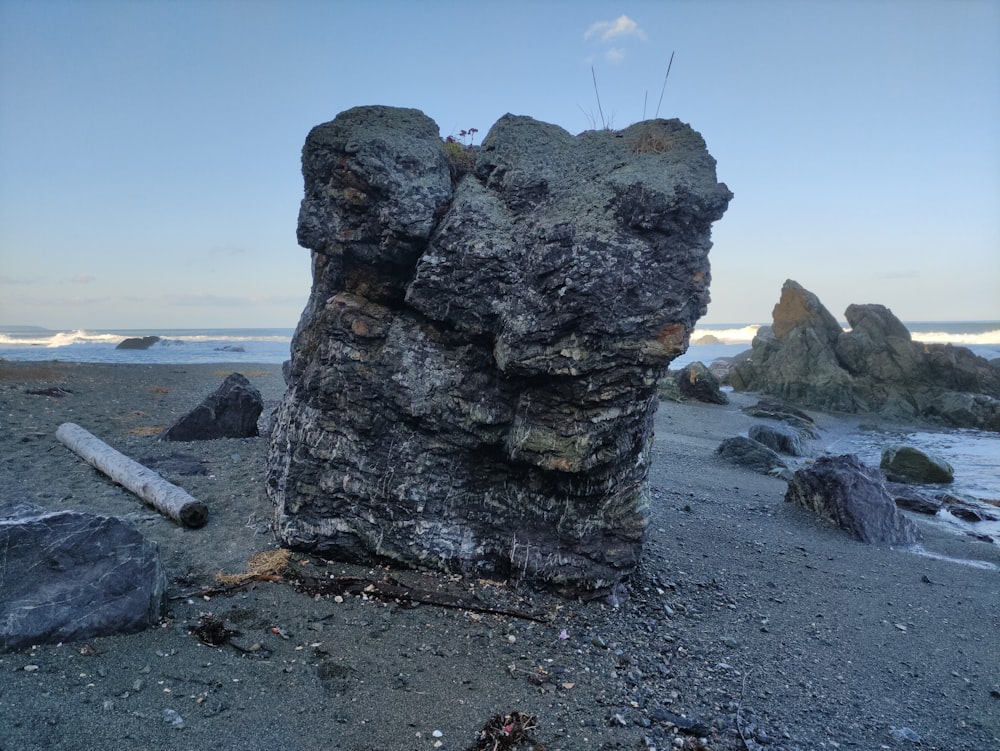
1 361 997 751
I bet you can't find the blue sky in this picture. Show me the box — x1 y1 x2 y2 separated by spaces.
1 0 997 329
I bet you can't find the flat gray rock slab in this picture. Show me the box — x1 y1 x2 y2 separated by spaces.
0 504 165 652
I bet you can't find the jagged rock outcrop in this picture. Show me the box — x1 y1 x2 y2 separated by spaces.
1 504 165 652
267 105 732 595
785 455 921 546
160 373 263 441
730 280 1000 431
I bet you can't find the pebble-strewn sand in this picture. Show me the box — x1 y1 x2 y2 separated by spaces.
1 361 997 751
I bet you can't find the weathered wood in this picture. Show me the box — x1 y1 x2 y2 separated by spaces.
55 422 208 528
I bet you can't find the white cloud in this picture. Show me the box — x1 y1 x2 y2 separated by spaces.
584 15 647 43
605 47 625 64
69 273 97 284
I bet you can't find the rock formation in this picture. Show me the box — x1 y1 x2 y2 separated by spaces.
161 373 263 441
880 445 954 484
1 504 165 652
784 455 921 546
267 105 732 595
675 361 729 404
116 335 160 350
729 280 1000 431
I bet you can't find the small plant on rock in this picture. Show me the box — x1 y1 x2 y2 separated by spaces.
443 127 478 179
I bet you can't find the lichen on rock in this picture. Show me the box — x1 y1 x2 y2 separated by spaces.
267 105 732 595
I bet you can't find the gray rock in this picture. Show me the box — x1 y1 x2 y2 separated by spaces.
160 372 263 441
784 454 921 545
885 482 943 515
730 281 1000 431
748 423 807 456
715 436 787 475
676 361 729 404
115 335 160 350
881 444 954 484
0 505 165 652
267 106 732 595
741 398 819 438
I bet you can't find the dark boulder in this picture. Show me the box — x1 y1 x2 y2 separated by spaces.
160 372 263 441
880 444 954 484
676 361 729 404
885 482 943 515
116 335 160 350
784 454 921 545
748 423 808 456
267 105 732 595
715 436 787 475
741 398 819 438
0 504 165 652
730 281 1000 431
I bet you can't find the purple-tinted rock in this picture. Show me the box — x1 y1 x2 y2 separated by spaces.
785 454 921 545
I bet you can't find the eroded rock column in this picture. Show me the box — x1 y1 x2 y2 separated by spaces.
267 105 732 595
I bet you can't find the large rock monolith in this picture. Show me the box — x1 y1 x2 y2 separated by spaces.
267 106 732 595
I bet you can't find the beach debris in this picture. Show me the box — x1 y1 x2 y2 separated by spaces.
55 422 208 528
286 569 548 623
888 726 921 743
24 386 73 397
190 613 240 647
466 711 538 751
160 372 263 441
215 549 291 586
161 708 185 728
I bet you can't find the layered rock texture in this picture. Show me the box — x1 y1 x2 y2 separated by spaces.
267 106 732 594
730 280 1000 431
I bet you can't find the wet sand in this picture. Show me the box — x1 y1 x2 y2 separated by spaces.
1 361 997 751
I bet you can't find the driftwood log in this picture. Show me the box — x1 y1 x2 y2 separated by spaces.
55 422 208 528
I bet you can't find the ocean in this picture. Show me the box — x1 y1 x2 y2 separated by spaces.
2 322 998 541
0 327 295 365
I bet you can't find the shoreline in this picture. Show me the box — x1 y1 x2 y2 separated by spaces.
1 361 997 750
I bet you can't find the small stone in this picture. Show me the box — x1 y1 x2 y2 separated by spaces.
889 726 921 743
432 729 443 738
593 635 608 649
162 708 184 728
721 636 738 648
23 664 39 672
